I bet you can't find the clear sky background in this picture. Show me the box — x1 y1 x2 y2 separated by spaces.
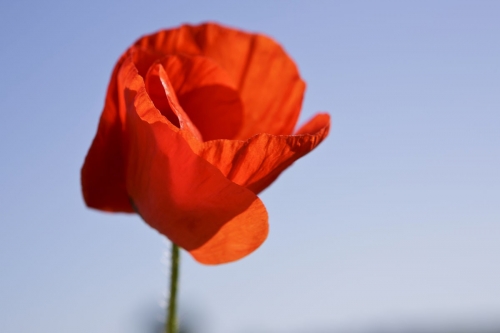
1 1 499 332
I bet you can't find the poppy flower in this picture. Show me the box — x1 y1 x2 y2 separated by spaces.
81 22 330 265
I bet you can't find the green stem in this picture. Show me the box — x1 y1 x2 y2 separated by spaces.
166 243 180 333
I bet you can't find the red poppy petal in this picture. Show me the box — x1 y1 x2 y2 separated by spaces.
134 22 305 139
120 56 269 264
159 55 244 141
145 62 203 142
81 56 133 213
199 113 330 194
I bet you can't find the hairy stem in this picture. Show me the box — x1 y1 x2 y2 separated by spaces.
166 243 180 333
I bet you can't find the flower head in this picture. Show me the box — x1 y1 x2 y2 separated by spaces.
81 22 330 264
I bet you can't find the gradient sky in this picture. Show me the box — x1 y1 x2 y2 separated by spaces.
1 1 499 332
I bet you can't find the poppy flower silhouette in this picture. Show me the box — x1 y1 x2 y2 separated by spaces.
81 22 330 265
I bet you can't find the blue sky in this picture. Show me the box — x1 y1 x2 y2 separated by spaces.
1 1 499 332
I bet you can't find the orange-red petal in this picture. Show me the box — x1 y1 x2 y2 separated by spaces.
157 54 244 141
81 56 133 213
133 22 305 139
119 56 269 264
198 114 331 194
